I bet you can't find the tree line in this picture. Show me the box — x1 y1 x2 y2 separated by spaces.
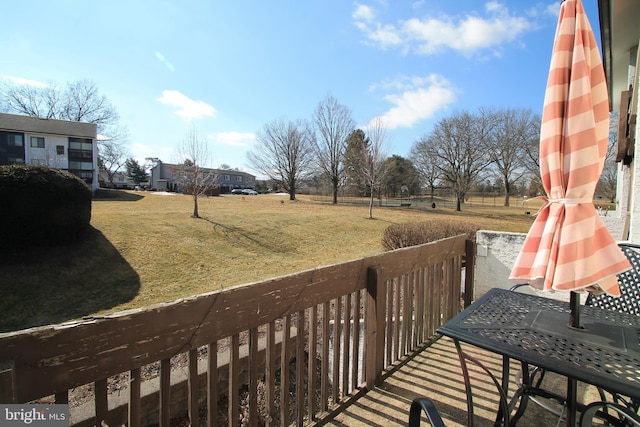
251 96 618 213
2 80 618 215
249 96 543 213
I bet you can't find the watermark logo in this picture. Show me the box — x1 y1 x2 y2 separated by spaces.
1 405 68 426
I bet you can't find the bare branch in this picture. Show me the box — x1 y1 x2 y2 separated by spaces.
482 107 540 206
362 117 392 218
313 94 356 204
98 126 130 186
174 127 216 218
1 78 119 134
247 117 315 201
415 110 493 211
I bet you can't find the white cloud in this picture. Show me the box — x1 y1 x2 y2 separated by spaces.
157 90 217 119
368 74 456 129
353 1 537 56
154 51 175 72
524 2 558 19
369 24 404 48
485 1 502 13
211 131 256 147
1 75 47 87
352 4 376 22
545 3 560 18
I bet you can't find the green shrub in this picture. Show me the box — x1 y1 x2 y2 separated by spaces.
0 164 92 249
382 219 480 251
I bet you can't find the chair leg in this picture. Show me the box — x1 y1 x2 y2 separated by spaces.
409 398 446 427
579 401 640 427
453 340 511 427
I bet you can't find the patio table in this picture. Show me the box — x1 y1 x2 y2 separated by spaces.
437 288 640 426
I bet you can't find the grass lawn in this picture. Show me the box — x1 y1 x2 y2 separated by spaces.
0 190 542 332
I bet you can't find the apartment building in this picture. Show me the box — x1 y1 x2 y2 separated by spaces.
0 112 98 191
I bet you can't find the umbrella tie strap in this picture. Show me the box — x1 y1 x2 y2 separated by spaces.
529 197 593 216
547 198 592 205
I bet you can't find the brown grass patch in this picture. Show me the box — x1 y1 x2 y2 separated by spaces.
0 191 537 332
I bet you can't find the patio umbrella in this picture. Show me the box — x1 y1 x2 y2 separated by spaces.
509 0 631 328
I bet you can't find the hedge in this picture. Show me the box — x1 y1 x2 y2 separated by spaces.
382 219 479 251
0 164 92 249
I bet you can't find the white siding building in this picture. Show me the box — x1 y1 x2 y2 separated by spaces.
0 113 98 191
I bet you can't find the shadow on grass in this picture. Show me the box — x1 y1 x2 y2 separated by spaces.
200 216 294 253
94 188 145 201
0 227 140 333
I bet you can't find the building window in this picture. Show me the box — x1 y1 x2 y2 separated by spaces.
75 170 93 180
7 157 25 163
68 137 92 161
8 134 23 147
56 145 64 155
69 161 93 171
30 159 46 165
30 136 45 148
236 176 243 182
224 174 230 181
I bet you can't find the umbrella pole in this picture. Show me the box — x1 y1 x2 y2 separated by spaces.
569 291 581 329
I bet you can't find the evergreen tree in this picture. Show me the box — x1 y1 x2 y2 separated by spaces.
125 158 147 185
382 155 421 197
344 129 370 195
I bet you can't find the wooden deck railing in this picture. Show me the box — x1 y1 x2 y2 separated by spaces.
0 235 474 426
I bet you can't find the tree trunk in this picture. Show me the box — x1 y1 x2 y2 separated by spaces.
369 192 374 219
289 188 295 201
192 194 199 218
456 195 462 212
504 179 511 207
332 183 338 205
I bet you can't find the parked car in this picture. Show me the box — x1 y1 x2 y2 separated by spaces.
230 189 244 195
242 189 258 195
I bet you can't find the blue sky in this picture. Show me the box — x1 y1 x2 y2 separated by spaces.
1 0 603 175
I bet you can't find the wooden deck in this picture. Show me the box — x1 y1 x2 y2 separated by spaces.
326 336 602 427
0 234 602 426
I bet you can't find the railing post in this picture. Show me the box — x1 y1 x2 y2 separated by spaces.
366 266 385 389
464 239 476 308
0 361 16 403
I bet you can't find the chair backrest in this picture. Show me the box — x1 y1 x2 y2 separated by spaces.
586 243 640 316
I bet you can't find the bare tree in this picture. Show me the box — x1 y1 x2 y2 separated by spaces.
424 111 493 211
410 139 441 202
597 112 619 202
1 81 58 118
313 94 356 204
521 114 543 194
98 126 130 187
484 107 540 206
362 118 391 218
1 79 118 132
247 117 315 201
175 127 216 218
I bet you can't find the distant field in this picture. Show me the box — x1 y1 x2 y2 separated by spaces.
0 190 543 332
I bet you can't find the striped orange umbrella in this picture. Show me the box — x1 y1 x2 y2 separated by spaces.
509 0 630 320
